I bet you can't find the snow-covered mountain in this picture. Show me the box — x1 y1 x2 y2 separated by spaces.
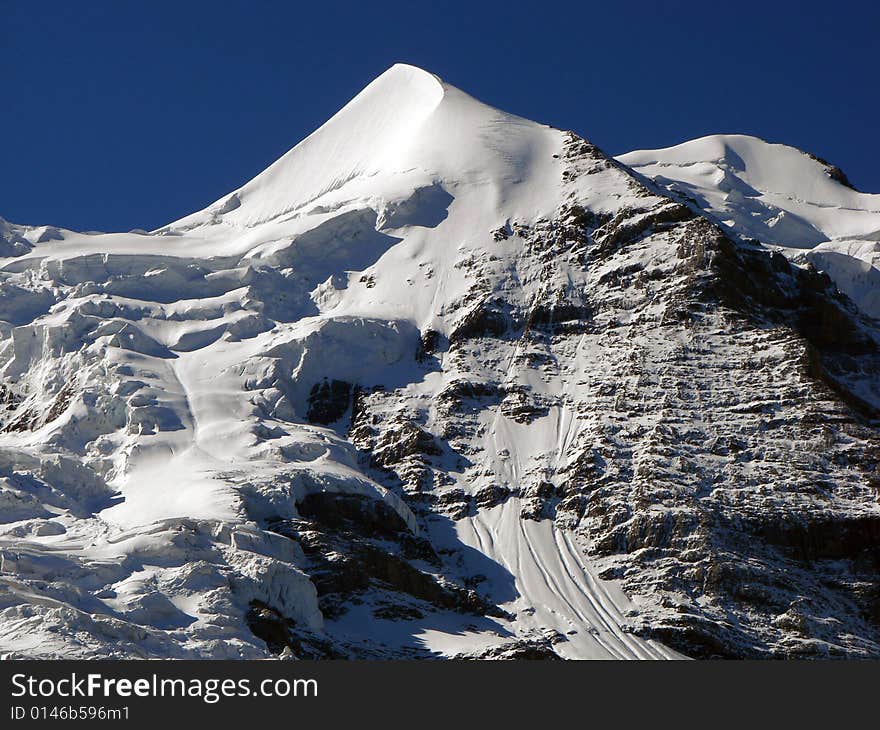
1 65 878 659
619 135 880 319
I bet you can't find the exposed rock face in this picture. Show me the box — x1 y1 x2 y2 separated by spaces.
307 379 353 424
335 131 880 658
267 492 504 657
567 211 880 657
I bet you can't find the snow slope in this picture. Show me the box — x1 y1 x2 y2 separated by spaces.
619 135 880 317
1 67 878 660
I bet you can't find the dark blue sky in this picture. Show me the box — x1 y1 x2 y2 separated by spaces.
2 0 877 232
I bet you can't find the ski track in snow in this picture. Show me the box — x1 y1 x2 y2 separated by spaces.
453 501 677 659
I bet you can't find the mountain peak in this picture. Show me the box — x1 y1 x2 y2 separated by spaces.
619 133 880 251
168 63 448 229
167 63 559 231
376 62 444 87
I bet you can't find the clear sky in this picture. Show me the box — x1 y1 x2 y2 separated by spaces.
2 0 877 232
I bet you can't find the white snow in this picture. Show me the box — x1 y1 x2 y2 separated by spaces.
619 134 880 318
449 502 678 659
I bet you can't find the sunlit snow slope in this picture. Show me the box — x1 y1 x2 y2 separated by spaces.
619 135 880 319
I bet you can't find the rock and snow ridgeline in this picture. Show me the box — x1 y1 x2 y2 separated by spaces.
0 65 878 658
